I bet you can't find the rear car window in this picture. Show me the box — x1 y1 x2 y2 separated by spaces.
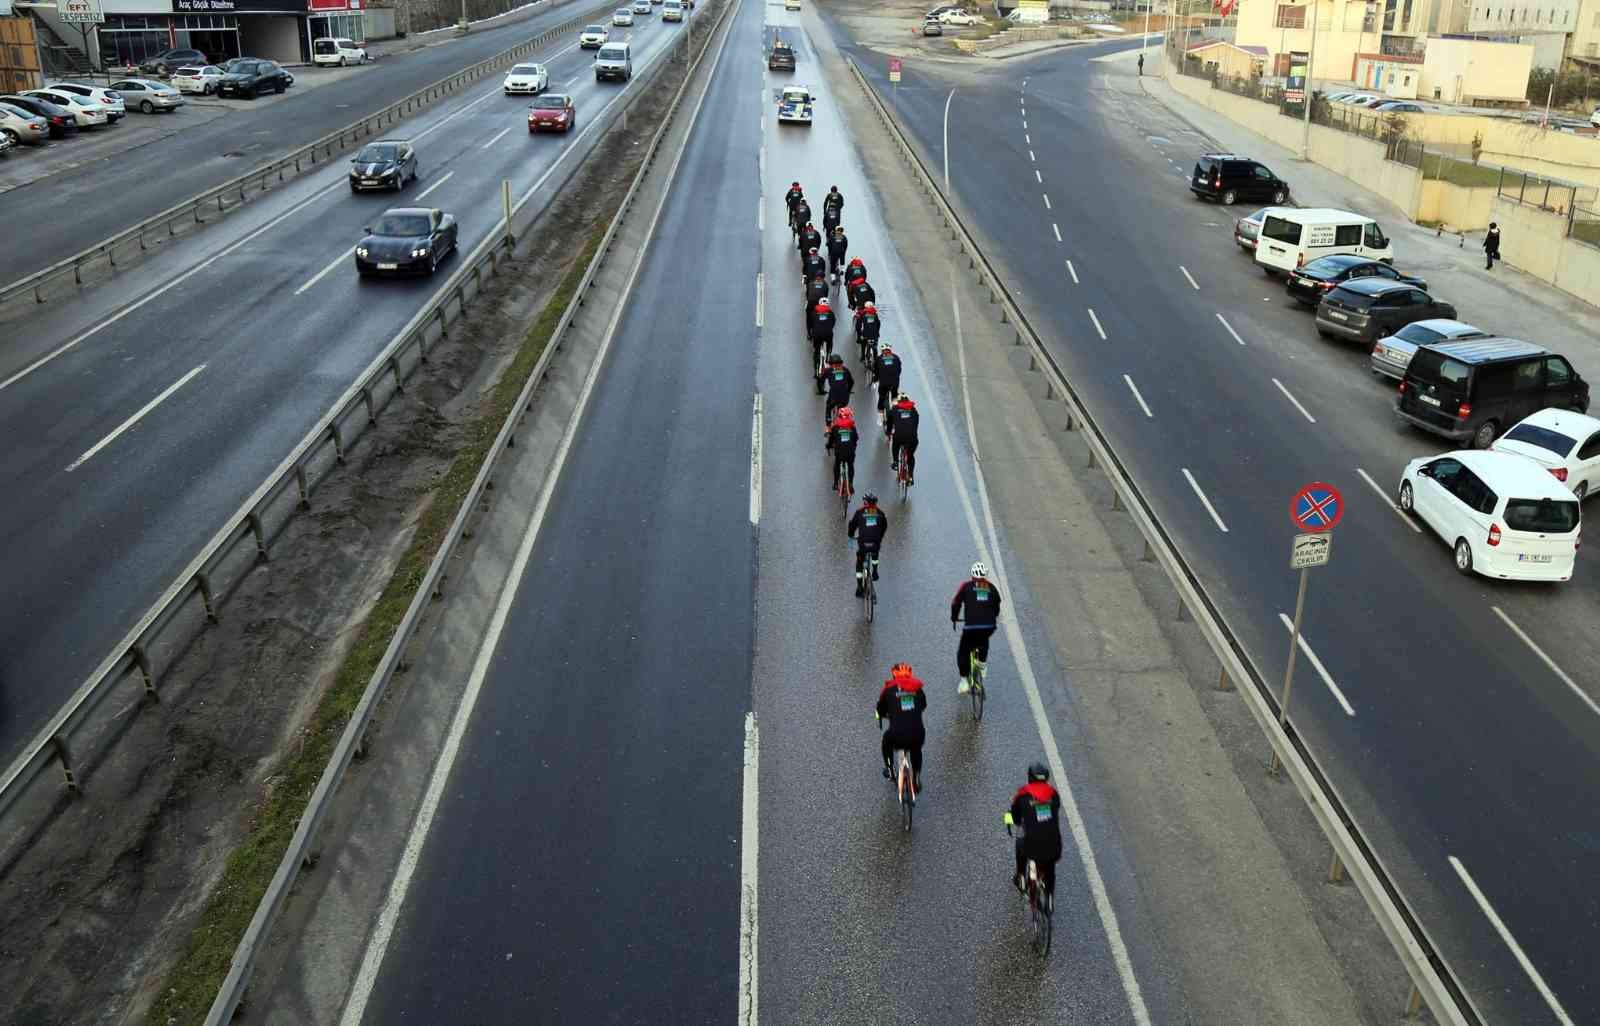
1502 423 1576 457
1262 216 1300 245
1410 350 1470 389
1327 286 1373 309
1504 498 1580 533
1395 323 1443 345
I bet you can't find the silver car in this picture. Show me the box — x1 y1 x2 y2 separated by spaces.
108 77 184 113
0 101 50 145
1370 319 1491 380
1233 206 1289 252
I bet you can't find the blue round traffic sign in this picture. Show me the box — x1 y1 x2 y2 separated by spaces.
1290 482 1343 533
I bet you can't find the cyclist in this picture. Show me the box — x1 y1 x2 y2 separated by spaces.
802 246 827 284
826 225 849 283
950 562 1002 694
823 184 844 217
809 299 837 377
824 404 859 497
847 276 876 313
793 197 813 238
854 301 881 363
804 273 829 316
843 257 867 292
798 222 823 261
819 352 854 422
886 392 919 481
785 182 805 233
876 662 926 791
1006 762 1063 909
822 203 842 237
874 344 902 416
847 491 889 596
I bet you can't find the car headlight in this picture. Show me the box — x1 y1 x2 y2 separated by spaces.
412 246 430 257
381 167 396 176
356 247 368 258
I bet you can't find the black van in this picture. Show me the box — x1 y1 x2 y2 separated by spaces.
1396 338 1589 449
1189 153 1291 206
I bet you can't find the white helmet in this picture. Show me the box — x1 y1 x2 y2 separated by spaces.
970 562 988 579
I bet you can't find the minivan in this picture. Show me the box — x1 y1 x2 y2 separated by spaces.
595 42 632 82
313 38 369 66
1255 208 1393 275
1396 338 1589 449
1189 153 1290 206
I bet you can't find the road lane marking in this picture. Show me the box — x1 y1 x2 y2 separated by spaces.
749 394 762 524
1449 856 1577 1026
413 170 455 202
1087 307 1106 340
1276 614 1356 715
65 364 206 473
738 712 760 1020
757 195 764 231
1123 374 1153 418
1025 133 1031 144
1182 468 1228 532
1028 149 1036 162
1066 259 1078 284
1178 265 1199 290
295 246 358 296
754 272 764 328
1034 169 1041 183
481 125 513 148
1355 467 1421 532
942 87 955 190
1022 118 1027 129
1491 606 1600 719
1052 223 1061 242
1042 193 1051 210
1272 378 1316 423
1216 312 1247 346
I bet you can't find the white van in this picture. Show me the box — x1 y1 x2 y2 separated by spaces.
312 37 369 67
1254 208 1393 275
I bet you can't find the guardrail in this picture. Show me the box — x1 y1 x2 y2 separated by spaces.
0 5 703 856
846 56 1483 1026
0 0 607 313
202 2 734 1022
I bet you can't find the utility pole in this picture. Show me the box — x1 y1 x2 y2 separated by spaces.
459 0 469 32
1299 0 1319 159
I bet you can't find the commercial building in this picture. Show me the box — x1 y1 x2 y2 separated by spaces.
1354 36 1535 99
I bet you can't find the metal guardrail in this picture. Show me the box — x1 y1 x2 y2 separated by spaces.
846 56 1483 1026
201 2 735 1022
0 5 701 851
0 0 607 312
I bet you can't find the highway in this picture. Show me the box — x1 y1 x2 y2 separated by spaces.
341 6 1189 1024
0 12 687 763
0 0 619 287
847 37 1600 1026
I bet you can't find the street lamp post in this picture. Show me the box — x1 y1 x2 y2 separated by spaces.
1299 0 1319 159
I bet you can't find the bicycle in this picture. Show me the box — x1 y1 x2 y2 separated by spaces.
896 444 912 503
1006 814 1052 955
857 544 879 621
892 743 915 831
835 457 853 518
952 617 986 721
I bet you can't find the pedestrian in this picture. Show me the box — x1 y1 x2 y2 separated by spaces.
1137 53 1144 76
1484 222 1501 270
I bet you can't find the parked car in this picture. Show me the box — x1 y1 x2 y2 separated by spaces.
1592 105 1600 128
44 82 124 120
1189 153 1290 206
0 132 12 158
217 60 290 99
0 94 78 137
922 17 944 34
1373 100 1424 113
141 48 208 76
1233 206 1286 252
1315 278 1454 345
503 63 548 95
613 8 634 25
579 24 609 47
1397 338 1589 449
1285 253 1426 307
174 65 225 95
23 89 110 129
0 101 49 145
1397 449 1581 580
939 8 979 22
348 139 418 193
1370 319 1490 380
1256 207 1393 274
769 40 796 71
355 207 458 276
312 37 368 66
1491 408 1600 501
106 77 183 113
528 93 576 132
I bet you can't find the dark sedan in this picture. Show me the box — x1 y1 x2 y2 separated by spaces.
1315 278 1456 346
1285 253 1426 307
141 48 208 76
218 60 290 99
0 93 78 138
527 93 576 133
768 42 796 71
355 208 459 277
349 139 418 192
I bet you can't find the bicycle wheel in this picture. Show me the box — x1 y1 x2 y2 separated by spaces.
969 653 985 720
863 560 875 622
1032 894 1052 955
898 448 910 502
898 754 914 832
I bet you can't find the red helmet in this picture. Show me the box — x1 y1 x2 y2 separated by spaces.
862 302 876 314
890 661 913 679
849 257 864 267
836 405 856 423
896 393 914 406
809 246 819 255
816 299 831 311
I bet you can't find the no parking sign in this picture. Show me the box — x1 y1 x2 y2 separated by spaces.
889 58 902 83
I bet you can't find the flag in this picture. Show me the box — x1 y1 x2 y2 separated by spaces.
1213 0 1237 15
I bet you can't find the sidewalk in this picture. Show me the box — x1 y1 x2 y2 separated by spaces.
1140 66 1600 373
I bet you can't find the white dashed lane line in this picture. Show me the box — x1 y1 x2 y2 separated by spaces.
1035 169 1042 183
1123 374 1153 418
1025 133 1032 144
1087 308 1106 340
1216 313 1247 346
1042 194 1051 210
1029 149 1036 162
1052 223 1062 242
1491 606 1600 719
481 125 513 149
1182 468 1229 533
1179 265 1199 290
1355 467 1422 533
1066 259 1078 284
1276 614 1356 716
1272 378 1317 423
1449 856 1578 1026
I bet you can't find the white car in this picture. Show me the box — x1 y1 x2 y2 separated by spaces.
663 0 683 20
785 0 801 9
43 82 124 120
1398 449 1581 581
579 24 609 47
938 8 978 23
174 65 225 95
632 0 651 12
1490 408 1600 502
776 84 813 124
312 37 369 66
613 7 633 24
24 89 110 128
502 62 548 95
107 77 184 113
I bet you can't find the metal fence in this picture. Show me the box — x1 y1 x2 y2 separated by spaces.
1495 167 1594 217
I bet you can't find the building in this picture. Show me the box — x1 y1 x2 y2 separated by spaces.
1569 0 1600 62
1355 35 1535 98
1185 38 1271 75
1463 0 1577 65
1236 0 1383 79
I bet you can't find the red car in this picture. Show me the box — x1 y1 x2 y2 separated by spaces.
527 93 576 133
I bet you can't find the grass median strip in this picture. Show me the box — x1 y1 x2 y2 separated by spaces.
143 216 612 1026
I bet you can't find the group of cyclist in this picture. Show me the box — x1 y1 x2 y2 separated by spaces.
783 181 1063 911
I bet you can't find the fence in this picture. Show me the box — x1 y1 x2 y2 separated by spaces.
1495 166 1594 217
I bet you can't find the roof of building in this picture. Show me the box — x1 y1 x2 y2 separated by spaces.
1185 40 1269 58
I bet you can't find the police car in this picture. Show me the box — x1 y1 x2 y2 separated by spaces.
776 84 814 125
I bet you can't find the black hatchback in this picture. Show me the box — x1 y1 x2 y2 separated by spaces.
1189 153 1290 206
1285 254 1427 307
0 93 78 137
218 60 290 99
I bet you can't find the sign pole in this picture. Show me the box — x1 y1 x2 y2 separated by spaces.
1269 566 1310 775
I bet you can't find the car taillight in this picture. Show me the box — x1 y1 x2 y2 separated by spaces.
1296 253 1305 268
1212 170 1220 186
1550 467 1568 481
1487 523 1502 546
1456 402 1472 420
1319 281 1335 289
1397 379 1408 394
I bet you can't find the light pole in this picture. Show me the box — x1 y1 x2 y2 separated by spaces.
459 0 469 32
1299 0 1319 159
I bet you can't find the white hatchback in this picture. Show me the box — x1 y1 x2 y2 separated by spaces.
502 62 548 95
1490 408 1600 502
1398 449 1581 581
613 8 633 24
174 65 225 95
45 81 126 119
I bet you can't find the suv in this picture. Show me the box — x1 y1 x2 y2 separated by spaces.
594 43 632 82
1314 278 1455 345
218 59 290 99
141 48 208 76
1397 338 1590 449
579 24 609 47
1189 153 1290 206
768 41 796 71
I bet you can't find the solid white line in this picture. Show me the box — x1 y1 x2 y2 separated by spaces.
1182 468 1228 533
1052 223 1061 243
738 712 760 1021
1066 259 1078 284
295 246 357 296
754 272 764 328
413 170 455 202
1123 374 1153 418
1034 169 1041 183
65 364 206 473
1491 606 1600 719
1448 856 1577 1026
1042 193 1051 210
1272 377 1317 423
942 87 954 191
1028 149 1036 162
1178 265 1199 290
1355 467 1422 532
481 125 513 148
749 394 762 525
1276 614 1356 716
1215 312 1247 346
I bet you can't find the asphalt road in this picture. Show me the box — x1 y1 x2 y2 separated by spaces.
847 37 1600 1026
0 13 687 763
0 0 615 287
